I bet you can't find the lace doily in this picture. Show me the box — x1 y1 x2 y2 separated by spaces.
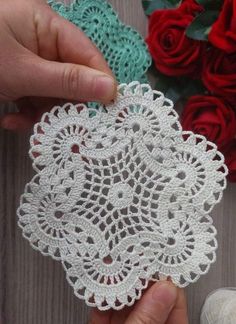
17 82 227 310
48 0 151 84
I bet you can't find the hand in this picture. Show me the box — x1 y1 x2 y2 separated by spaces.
89 281 189 324
0 0 116 131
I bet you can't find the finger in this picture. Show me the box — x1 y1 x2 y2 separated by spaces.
1 98 55 132
126 281 177 324
36 6 113 77
16 97 65 121
111 306 134 324
14 53 117 103
1 96 67 131
0 113 33 132
89 308 112 324
166 289 189 324
109 283 155 324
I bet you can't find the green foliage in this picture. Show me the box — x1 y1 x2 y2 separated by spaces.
186 10 219 41
142 0 181 15
196 0 223 11
154 72 205 103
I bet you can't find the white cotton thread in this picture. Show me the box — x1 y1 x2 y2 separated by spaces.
201 288 236 324
17 82 227 310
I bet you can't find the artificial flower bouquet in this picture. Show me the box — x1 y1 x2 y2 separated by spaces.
143 0 236 182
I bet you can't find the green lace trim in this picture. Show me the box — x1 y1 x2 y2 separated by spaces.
48 0 151 84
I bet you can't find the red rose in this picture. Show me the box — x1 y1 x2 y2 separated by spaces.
209 0 236 54
203 49 236 104
180 0 204 13
146 3 204 77
181 95 236 148
221 139 236 182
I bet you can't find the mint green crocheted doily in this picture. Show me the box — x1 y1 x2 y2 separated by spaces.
48 0 151 84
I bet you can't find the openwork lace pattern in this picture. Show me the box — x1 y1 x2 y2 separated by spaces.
48 0 151 83
17 82 227 310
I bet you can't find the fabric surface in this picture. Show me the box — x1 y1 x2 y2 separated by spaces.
17 82 227 310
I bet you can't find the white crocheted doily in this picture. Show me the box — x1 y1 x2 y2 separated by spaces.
17 82 227 310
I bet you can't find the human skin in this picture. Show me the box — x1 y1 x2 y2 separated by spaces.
89 281 189 324
0 0 117 131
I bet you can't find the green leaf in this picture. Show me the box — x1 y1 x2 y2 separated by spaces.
142 0 165 14
196 0 223 11
186 10 219 41
167 0 182 6
142 0 181 15
155 72 205 104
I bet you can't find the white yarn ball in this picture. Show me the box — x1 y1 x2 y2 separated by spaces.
201 288 236 324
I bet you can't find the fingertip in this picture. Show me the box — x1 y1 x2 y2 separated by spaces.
88 308 112 324
151 281 178 309
126 281 178 324
94 75 118 104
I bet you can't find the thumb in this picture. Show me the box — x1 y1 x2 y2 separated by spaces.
15 54 117 103
126 282 177 324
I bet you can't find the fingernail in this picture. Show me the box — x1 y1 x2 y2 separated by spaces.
94 75 117 102
152 282 177 308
